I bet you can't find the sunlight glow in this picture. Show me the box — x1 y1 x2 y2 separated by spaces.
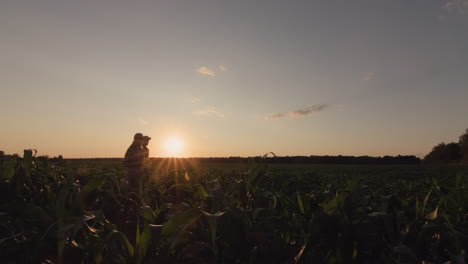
163 136 184 157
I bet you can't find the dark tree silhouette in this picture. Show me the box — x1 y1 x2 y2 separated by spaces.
459 128 468 164
424 142 461 164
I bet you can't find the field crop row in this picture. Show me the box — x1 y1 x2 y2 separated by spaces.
1 151 467 263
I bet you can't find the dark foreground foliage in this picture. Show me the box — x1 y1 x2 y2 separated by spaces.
1 150 467 264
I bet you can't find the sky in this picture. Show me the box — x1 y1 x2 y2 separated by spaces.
1 0 467 158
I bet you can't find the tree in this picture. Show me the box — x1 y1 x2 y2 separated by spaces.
424 142 461 164
459 128 468 164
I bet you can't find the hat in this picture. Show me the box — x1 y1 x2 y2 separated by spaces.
143 136 151 140
134 133 144 140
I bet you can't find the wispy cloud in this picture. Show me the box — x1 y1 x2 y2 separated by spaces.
362 71 375 82
194 106 225 118
264 112 285 120
288 104 328 118
219 65 227 72
265 104 329 120
138 117 149 125
190 96 201 103
196 66 215 77
443 0 468 15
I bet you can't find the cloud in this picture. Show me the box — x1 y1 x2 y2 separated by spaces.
194 106 224 118
190 96 201 103
362 71 375 82
138 117 149 125
219 65 226 72
288 104 328 118
443 0 468 15
264 104 329 120
196 66 215 77
264 112 285 120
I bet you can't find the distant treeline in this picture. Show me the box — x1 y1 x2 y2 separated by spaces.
62 155 421 165
424 128 468 165
181 155 421 165
187 155 421 164
1 152 422 165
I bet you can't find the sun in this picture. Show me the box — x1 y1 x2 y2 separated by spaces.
163 136 184 157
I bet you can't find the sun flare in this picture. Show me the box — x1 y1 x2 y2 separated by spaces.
163 136 184 157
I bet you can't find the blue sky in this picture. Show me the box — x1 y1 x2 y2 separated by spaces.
1 0 467 157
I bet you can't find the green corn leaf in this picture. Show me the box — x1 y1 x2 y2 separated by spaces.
1 157 16 181
195 184 208 199
421 189 432 218
202 211 225 252
106 230 134 258
82 175 108 193
140 206 156 224
56 184 71 220
10 202 53 228
136 225 153 263
162 208 203 238
297 192 305 214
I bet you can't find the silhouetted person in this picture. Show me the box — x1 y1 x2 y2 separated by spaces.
124 133 145 192
142 136 151 162
142 135 151 184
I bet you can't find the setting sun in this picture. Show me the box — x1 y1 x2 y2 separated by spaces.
163 136 184 157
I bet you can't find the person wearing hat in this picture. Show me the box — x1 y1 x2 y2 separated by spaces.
124 133 146 191
142 136 151 162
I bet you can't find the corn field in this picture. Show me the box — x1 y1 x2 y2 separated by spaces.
1 150 467 264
